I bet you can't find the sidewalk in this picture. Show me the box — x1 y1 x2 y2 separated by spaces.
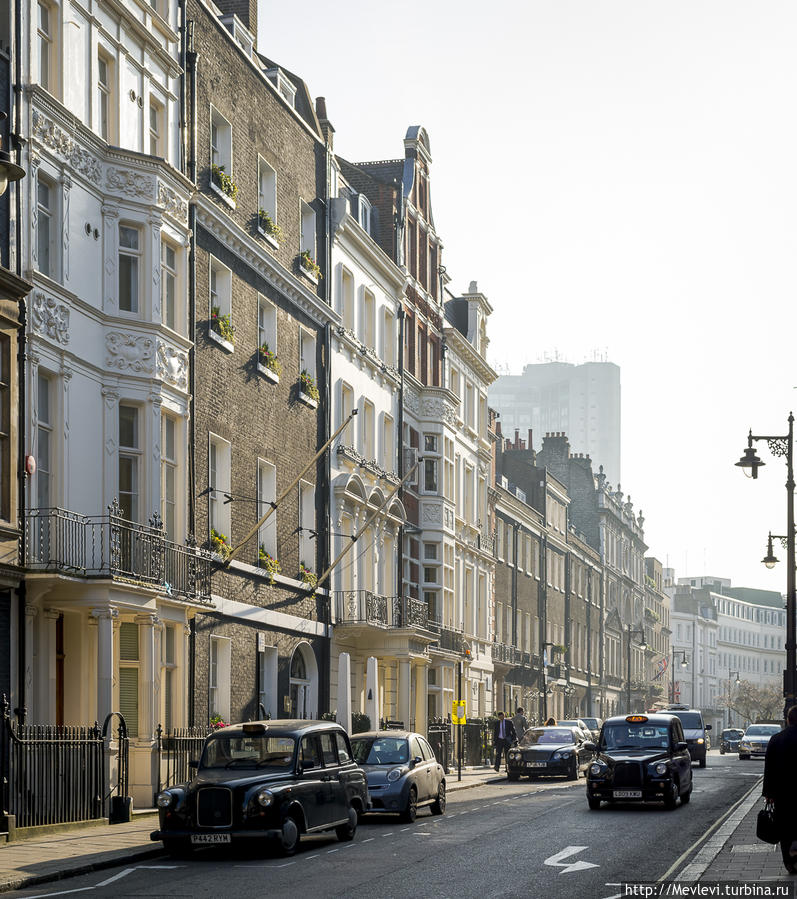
0 766 501 894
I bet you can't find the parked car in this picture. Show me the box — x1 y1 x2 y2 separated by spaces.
580 716 602 740
557 718 594 742
151 720 368 857
660 705 711 767
350 730 445 822
718 728 744 754
506 726 594 781
585 713 693 810
739 723 783 759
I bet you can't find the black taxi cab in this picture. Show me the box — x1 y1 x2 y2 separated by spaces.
584 713 693 810
151 720 369 856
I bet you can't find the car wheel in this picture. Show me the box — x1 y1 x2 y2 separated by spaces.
162 838 192 859
400 786 417 823
430 783 446 816
588 796 601 810
335 805 357 842
664 779 679 810
507 771 520 782
681 784 692 804
699 757 706 768
279 814 300 856
567 759 578 780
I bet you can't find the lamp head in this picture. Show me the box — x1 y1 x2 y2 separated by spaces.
680 658 688 668
762 532 779 569
736 443 764 479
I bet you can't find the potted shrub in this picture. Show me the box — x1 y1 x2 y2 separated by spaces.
300 562 317 595
258 209 283 242
299 369 320 404
211 163 238 202
258 545 281 585
210 527 231 560
210 305 235 345
298 250 322 281
258 343 281 378
210 715 227 730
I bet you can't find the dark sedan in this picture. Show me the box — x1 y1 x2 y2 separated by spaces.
151 720 368 856
585 713 693 810
505 726 594 781
350 731 445 822
719 728 744 754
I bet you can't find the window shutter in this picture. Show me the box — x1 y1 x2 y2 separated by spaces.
119 622 139 661
119 667 139 736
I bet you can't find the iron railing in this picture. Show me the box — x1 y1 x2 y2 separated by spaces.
334 592 430 630
155 725 211 797
427 716 494 769
23 504 213 602
433 626 464 654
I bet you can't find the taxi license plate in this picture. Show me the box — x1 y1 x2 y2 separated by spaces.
527 761 547 768
190 833 231 844
613 790 642 799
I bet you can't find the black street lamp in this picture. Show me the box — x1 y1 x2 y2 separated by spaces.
626 625 647 713
736 414 795 721
671 650 688 704
726 670 740 727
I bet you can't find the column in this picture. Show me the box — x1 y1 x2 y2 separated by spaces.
136 614 159 741
101 387 120 511
23 605 37 722
101 204 120 315
182 622 191 727
92 607 118 724
414 661 428 736
365 656 379 730
60 363 72 507
398 658 411 727
39 609 59 723
336 652 352 734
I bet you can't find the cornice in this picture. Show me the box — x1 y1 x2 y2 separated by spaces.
443 324 497 386
195 199 338 328
333 216 406 292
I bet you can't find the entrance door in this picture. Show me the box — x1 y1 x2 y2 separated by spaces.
290 684 307 719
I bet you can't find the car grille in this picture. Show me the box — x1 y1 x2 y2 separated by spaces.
196 787 233 827
612 762 642 789
751 743 765 751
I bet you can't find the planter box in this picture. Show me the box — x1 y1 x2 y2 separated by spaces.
299 263 319 285
257 227 279 249
257 363 279 383
208 328 234 353
299 391 318 409
210 179 236 210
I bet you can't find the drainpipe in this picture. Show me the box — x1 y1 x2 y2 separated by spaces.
396 306 405 606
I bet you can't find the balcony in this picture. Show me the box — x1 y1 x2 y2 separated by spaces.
23 505 213 603
333 591 429 630
492 642 533 667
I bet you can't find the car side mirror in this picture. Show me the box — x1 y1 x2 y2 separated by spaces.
705 724 712 731
300 760 315 773
675 741 688 751
583 741 597 752
410 756 422 768
189 759 199 769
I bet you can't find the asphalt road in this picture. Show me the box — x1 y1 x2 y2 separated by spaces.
9 751 763 899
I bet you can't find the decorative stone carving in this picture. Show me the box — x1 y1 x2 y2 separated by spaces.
106 168 155 197
31 291 70 344
31 110 101 183
156 341 188 390
421 396 457 426
422 503 442 523
404 386 420 415
105 332 155 373
158 183 188 224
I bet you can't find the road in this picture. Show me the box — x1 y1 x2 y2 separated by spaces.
9 751 763 899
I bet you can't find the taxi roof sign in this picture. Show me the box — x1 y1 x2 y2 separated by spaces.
625 715 648 723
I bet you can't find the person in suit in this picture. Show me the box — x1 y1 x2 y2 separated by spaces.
763 705 797 874
492 711 517 772
512 707 529 742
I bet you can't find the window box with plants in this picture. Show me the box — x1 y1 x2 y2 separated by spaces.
257 344 281 383
210 163 238 207
298 250 322 284
209 527 231 561
209 305 235 352
300 562 317 596
258 546 281 584
257 209 283 248
299 369 319 408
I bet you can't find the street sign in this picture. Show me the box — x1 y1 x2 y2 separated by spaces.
451 700 466 724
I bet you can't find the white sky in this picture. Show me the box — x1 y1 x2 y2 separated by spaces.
259 1 797 592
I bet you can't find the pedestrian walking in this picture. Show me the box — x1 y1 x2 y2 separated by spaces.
511 707 528 742
492 711 517 772
762 705 797 874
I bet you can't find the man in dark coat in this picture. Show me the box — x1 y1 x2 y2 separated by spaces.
492 711 517 773
763 705 797 874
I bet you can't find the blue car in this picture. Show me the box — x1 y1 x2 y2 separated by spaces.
350 731 446 823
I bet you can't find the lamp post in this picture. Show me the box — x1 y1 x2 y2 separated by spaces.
626 625 647 713
736 414 795 722
671 650 688 704
540 641 557 722
726 670 740 727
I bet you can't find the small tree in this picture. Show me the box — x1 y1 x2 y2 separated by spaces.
717 679 784 725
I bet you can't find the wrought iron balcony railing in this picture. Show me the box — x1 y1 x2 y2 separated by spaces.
23 504 213 602
333 591 430 630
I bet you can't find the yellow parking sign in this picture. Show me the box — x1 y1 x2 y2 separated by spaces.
451 700 466 724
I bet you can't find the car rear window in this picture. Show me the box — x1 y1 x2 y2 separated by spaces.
668 712 703 729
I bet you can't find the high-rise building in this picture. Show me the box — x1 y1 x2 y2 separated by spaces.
489 361 621 485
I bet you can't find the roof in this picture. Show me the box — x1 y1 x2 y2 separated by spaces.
350 730 418 740
722 586 784 609
212 719 343 735
603 714 682 726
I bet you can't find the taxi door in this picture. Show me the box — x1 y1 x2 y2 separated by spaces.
671 719 692 789
298 735 331 828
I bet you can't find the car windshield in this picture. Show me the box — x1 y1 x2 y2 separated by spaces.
557 720 581 728
666 712 703 729
745 725 781 736
350 737 409 765
520 728 575 747
201 734 296 769
581 718 599 729
723 729 744 739
601 723 671 751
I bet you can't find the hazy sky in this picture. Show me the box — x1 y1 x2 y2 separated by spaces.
259 1 797 592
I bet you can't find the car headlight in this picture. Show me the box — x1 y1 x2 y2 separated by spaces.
256 789 273 807
740 742 750 749
696 738 704 745
387 768 403 782
508 751 519 760
654 762 667 775
156 791 174 809
552 750 572 760
589 763 605 776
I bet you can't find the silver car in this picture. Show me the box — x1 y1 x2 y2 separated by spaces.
739 723 783 759
350 731 446 822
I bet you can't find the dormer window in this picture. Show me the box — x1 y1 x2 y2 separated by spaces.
266 67 296 108
219 14 254 58
356 194 371 234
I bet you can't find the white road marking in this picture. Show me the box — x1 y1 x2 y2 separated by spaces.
413 832 432 836
362 838 375 843
544 846 599 874
19 890 93 899
382 832 394 837
305 854 320 859
327 848 340 853
95 870 136 887
400 827 411 831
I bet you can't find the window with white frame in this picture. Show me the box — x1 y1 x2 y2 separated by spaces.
210 108 233 183
298 480 315 570
258 643 278 719
258 158 277 227
119 404 140 522
119 621 139 737
37 372 53 509
36 175 56 279
209 635 231 722
0 337 8 521
361 288 375 349
424 458 438 493
149 96 164 157
361 400 375 461
37 1 57 94
382 413 394 472
257 294 276 356
257 459 277 559
465 382 475 430
161 239 177 330
339 267 354 330
97 51 113 143
208 434 231 539
382 309 395 366
340 381 354 443
299 329 316 380
300 201 316 261
209 255 232 320
161 414 177 539
118 224 141 313
357 194 371 233
265 67 296 107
